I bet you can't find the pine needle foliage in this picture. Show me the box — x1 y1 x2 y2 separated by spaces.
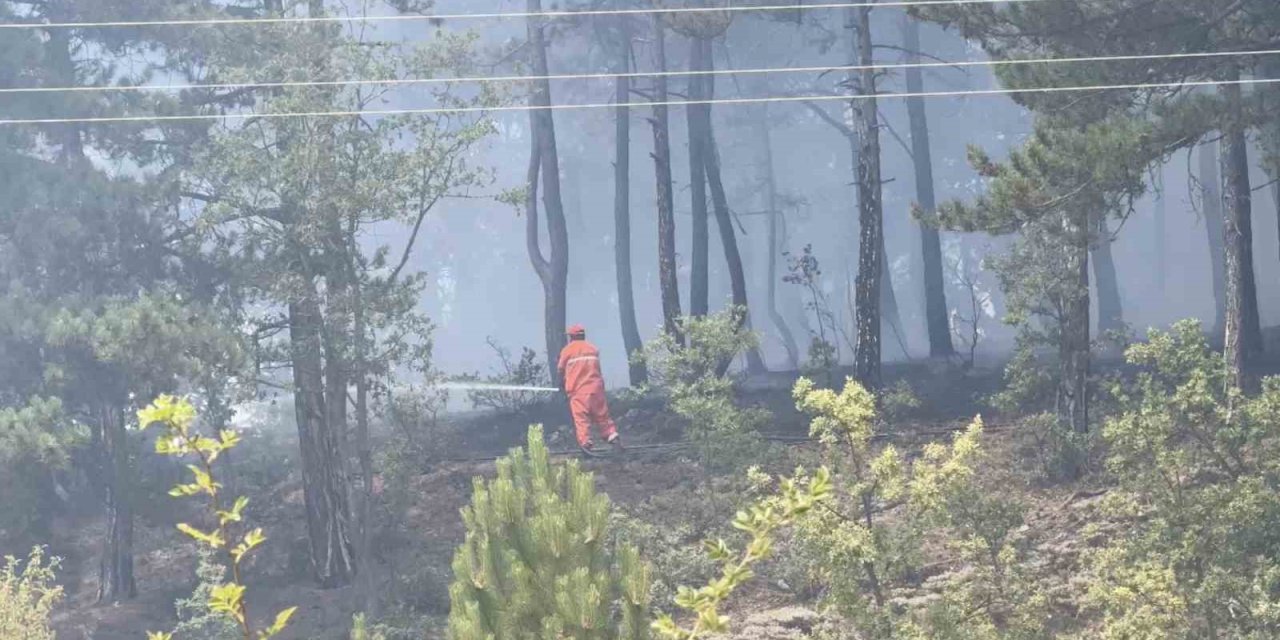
447 425 651 640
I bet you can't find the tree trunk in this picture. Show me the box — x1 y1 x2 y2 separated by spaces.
526 0 571 377
757 105 801 370
1090 212 1124 337
323 260 350 478
353 361 376 614
848 5 883 390
902 15 954 359
650 15 683 342
1221 76 1260 387
349 248 377 615
613 28 647 385
97 404 136 603
1060 213 1091 436
1200 140 1227 339
290 283 355 588
700 40 766 373
686 37 710 318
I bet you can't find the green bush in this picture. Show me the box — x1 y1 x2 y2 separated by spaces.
0 546 62 640
447 425 651 640
789 377 1042 639
640 309 769 471
1082 320 1280 639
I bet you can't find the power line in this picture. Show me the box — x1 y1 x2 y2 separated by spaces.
6 47 1278 96
3 76 1276 127
0 0 1043 30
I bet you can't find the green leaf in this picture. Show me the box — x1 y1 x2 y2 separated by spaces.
218 496 250 526
233 528 267 563
187 464 220 496
177 522 225 549
209 582 246 623
259 606 299 638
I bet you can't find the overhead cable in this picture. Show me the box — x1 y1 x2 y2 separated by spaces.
3 76 1276 127
6 47 1278 95
0 0 1044 30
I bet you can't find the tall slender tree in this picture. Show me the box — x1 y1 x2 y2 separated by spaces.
649 14 683 342
1220 74 1259 387
525 0 572 379
1199 141 1228 338
847 4 885 390
685 35 711 319
612 19 648 385
1091 213 1124 337
757 105 802 370
902 13 954 359
699 39 766 372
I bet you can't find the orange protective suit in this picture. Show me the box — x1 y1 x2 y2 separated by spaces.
557 336 618 448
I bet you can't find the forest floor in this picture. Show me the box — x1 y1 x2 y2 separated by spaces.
43 358 1143 639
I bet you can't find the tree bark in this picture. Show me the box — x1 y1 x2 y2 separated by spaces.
848 5 883 390
1200 140 1227 339
613 26 648 385
686 37 710 318
1060 213 1091 435
902 15 954 359
1221 76 1261 387
757 105 801 370
348 240 377 615
97 404 136 603
526 0 571 378
289 282 355 588
650 15 683 342
700 40 766 373
1090 212 1124 337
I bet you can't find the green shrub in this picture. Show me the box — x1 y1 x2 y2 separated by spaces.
459 338 551 414
446 425 651 640
640 309 769 471
1082 320 1280 639
0 546 62 640
789 377 1042 639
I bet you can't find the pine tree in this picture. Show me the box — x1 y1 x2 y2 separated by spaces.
447 425 651 640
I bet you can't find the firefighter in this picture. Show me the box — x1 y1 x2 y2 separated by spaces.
557 324 622 453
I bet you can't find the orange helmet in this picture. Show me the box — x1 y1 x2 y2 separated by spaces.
566 324 586 338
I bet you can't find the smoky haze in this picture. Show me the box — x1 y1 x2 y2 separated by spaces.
368 1 1278 387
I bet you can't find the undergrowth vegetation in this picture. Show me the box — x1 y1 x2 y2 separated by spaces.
641 309 770 471
0 546 62 640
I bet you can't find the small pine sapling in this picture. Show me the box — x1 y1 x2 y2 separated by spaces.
137 395 296 640
446 425 651 640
